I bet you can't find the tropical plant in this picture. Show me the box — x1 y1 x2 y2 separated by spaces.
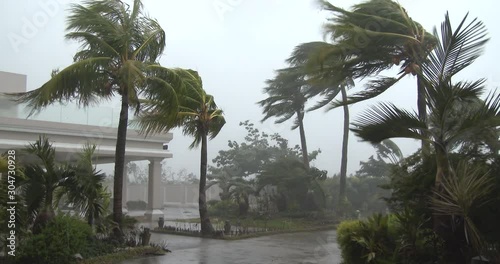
351 13 494 191
56 143 109 227
136 70 225 236
431 161 495 256
7 0 192 237
258 67 311 169
350 12 496 263
19 136 75 233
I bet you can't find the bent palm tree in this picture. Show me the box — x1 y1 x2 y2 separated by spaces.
287 41 355 210
258 67 311 169
7 0 189 237
136 70 225 236
314 0 437 153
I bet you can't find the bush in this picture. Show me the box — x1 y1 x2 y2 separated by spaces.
337 212 445 264
208 200 238 217
126 200 147 211
79 237 116 259
337 220 365 264
16 214 93 264
337 214 397 264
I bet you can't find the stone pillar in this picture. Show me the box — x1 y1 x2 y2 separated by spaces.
145 158 164 221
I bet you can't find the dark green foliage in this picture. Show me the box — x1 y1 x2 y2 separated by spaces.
208 200 239 217
337 212 444 264
337 214 396 264
16 215 93 264
320 176 389 217
79 237 116 259
126 200 148 211
393 208 445 264
382 151 435 218
336 220 365 264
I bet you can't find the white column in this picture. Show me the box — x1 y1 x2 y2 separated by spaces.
145 158 164 221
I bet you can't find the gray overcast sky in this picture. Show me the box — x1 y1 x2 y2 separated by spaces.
1 0 499 177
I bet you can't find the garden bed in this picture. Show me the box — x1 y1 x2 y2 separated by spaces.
79 246 168 264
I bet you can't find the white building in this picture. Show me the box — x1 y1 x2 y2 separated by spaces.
0 71 172 220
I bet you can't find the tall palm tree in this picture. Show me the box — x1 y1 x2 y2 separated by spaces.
287 41 355 209
314 0 437 153
258 67 311 169
136 70 226 236
7 0 189 236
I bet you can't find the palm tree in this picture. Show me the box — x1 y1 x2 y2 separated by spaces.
7 0 189 236
314 0 437 153
258 67 311 169
136 70 226 236
287 41 355 210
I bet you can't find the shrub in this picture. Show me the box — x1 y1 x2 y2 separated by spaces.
337 212 446 264
337 220 365 264
16 214 93 264
208 200 238 217
126 200 148 211
79 237 116 259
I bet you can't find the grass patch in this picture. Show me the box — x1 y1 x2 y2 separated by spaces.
80 246 167 264
172 216 336 230
152 223 337 240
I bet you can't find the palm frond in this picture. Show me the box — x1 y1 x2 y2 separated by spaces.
351 102 427 143
331 76 403 108
6 57 113 116
422 12 489 87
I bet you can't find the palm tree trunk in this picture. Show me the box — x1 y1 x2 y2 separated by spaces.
33 195 55 234
199 132 214 236
417 76 430 155
338 85 349 208
434 143 465 263
433 143 452 233
112 91 129 238
297 111 310 170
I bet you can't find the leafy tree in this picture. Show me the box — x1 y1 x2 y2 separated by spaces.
211 121 323 212
136 70 225 236
257 157 327 212
7 0 193 237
